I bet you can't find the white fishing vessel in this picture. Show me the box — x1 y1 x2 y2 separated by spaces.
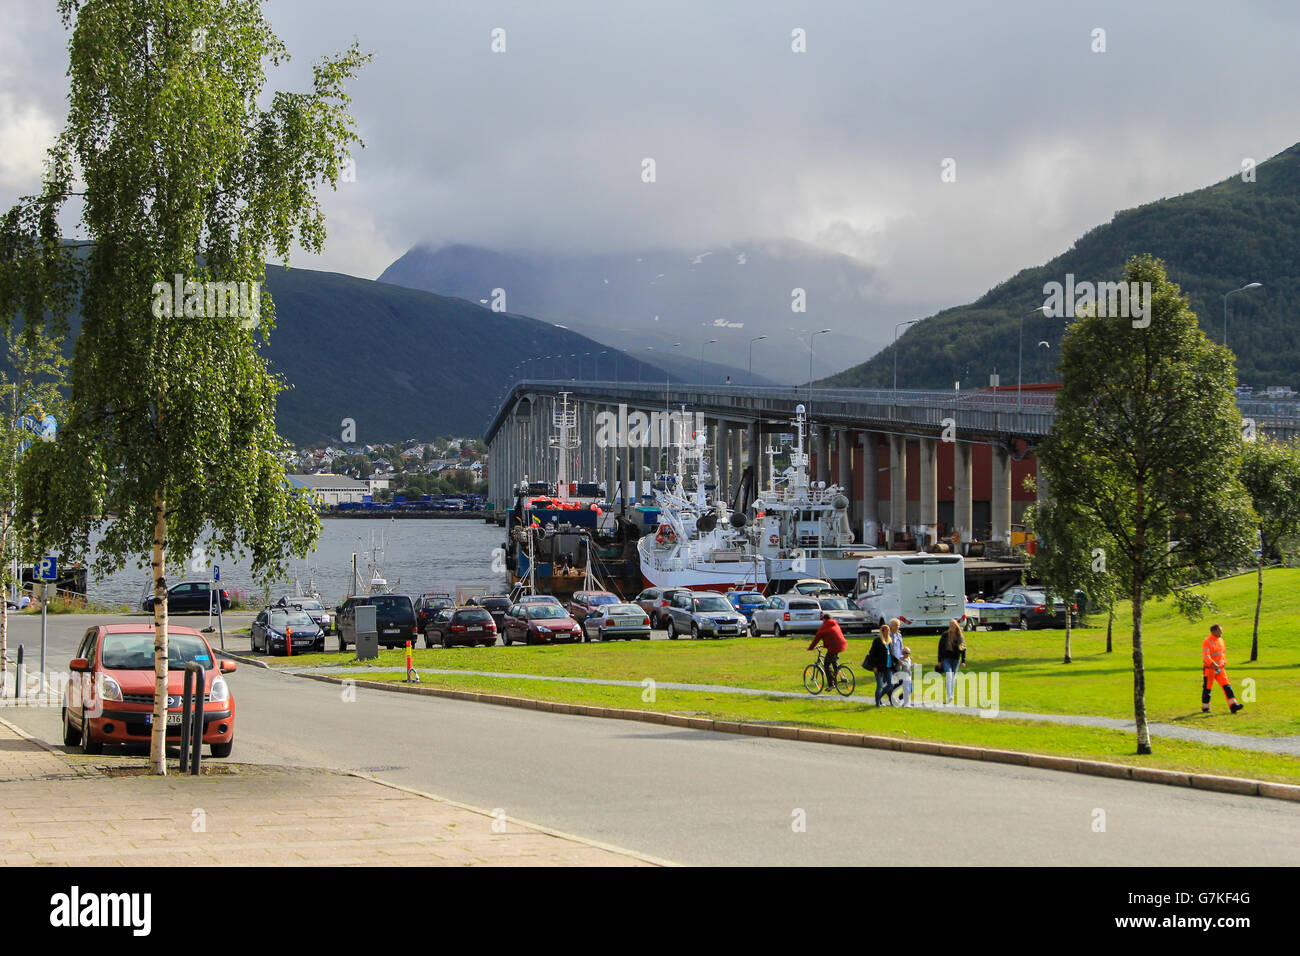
637 431 766 592
750 404 876 592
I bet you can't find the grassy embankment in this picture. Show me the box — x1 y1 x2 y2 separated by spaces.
254 570 1300 781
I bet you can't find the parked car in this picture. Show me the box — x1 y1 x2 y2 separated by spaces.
337 594 419 650
568 590 620 624
664 591 747 639
426 606 498 648
474 594 513 629
633 587 665 619
641 587 692 628
750 595 823 636
251 607 325 654
502 603 583 645
422 606 455 648
414 593 456 630
817 595 870 635
63 623 237 757
279 597 333 635
781 578 837 596
581 603 652 642
519 594 566 608
142 580 231 614
726 590 767 622
996 586 1079 630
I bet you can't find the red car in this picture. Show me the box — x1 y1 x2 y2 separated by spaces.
502 602 584 645
568 590 620 624
62 623 237 758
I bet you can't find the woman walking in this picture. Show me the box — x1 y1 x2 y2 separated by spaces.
938 620 967 705
867 624 894 706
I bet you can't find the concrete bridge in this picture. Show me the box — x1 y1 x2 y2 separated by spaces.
484 380 1300 551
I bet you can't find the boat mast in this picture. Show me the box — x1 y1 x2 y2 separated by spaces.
550 391 578 503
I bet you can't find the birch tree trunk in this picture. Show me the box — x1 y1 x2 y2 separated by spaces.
1251 550 1263 662
150 491 168 774
1132 585 1151 755
0 510 7 699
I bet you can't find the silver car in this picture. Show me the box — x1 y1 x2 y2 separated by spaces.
664 592 747 640
817 595 870 635
581 603 652 642
751 595 823 636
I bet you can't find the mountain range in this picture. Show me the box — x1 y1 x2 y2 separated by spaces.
377 239 889 385
821 143 1300 391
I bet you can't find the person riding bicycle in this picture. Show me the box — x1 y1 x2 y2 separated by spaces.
809 613 847 687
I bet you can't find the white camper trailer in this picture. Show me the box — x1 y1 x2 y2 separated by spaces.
852 553 965 633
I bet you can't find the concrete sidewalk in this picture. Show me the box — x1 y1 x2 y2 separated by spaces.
0 718 658 866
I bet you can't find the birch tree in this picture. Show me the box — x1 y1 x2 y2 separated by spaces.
2 1 368 771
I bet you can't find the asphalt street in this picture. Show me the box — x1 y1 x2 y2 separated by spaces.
4 613 1299 866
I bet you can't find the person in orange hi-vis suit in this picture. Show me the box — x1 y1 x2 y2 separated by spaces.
1202 624 1244 714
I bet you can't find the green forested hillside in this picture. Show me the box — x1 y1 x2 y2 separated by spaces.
823 143 1300 390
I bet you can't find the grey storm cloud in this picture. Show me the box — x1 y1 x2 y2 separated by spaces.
3 0 1299 317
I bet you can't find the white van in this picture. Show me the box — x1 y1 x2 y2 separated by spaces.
852 553 965 633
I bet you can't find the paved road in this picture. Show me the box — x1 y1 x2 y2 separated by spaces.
4 614 1299 866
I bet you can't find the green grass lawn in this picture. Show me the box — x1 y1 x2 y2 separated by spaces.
331 671 1300 784
267 569 1300 739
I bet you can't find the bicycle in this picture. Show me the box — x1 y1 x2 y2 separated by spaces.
804 648 855 696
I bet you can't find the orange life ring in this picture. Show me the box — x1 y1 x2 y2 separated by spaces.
768 534 779 545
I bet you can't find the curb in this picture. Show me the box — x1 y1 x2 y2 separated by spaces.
350 772 675 867
216 649 269 669
294 673 1300 805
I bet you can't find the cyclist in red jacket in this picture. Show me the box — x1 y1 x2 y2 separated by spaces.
809 613 848 687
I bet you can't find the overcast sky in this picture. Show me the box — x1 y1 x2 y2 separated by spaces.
3 0 1298 316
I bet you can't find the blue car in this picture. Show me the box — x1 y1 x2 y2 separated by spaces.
726 590 767 622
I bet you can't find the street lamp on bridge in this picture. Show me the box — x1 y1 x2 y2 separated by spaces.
893 319 920 402
748 334 767 385
1018 305 1052 409
1223 282 1262 350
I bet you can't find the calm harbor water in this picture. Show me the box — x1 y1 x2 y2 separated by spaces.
83 518 511 607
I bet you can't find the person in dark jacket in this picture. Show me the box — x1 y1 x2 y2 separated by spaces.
938 619 967 704
808 613 847 687
866 624 894 706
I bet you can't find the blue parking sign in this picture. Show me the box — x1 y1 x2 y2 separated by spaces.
35 556 57 581
213 565 221 582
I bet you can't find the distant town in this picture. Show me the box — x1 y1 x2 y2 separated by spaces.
283 436 488 509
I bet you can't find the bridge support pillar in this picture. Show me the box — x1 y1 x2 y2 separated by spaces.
728 427 742 503
715 420 730 500
816 426 831 485
746 421 760 501
953 441 973 554
633 441 643 508
605 404 617 501
991 443 1012 545
919 437 938 550
888 434 907 547
860 432 879 547
836 428 851 500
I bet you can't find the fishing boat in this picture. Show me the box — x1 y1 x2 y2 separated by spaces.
636 431 766 593
750 403 876 593
502 392 639 599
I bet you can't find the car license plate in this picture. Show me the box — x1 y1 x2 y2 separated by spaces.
384 628 399 634
146 714 184 726
468 626 483 632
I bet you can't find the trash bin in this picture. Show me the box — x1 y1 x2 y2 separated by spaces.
354 605 379 661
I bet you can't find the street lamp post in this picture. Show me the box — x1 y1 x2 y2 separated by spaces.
1223 282 1263 348
808 328 831 413
893 320 919 401
700 339 717 385
749 334 767 385
1018 306 1051 409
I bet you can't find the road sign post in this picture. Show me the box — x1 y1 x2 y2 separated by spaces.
35 556 57 691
